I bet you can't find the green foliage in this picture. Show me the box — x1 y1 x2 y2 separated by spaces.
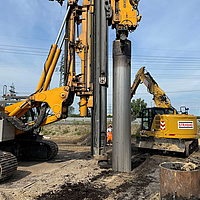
72 121 80 125
68 106 75 117
63 128 68 134
131 98 147 117
42 130 48 135
52 132 56 135
75 132 81 135
88 108 91 117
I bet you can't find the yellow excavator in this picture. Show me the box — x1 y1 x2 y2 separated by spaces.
131 66 199 156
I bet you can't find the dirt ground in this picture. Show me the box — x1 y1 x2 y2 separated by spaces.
0 124 199 200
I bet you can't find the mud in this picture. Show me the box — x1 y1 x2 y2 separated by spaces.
161 162 199 171
162 193 200 200
37 182 109 200
181 162 199 171
0 127 199 200
154 142 181 151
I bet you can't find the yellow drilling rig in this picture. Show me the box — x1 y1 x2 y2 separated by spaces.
0 0 142 180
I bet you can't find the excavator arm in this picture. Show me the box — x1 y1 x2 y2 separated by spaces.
131 66 172 108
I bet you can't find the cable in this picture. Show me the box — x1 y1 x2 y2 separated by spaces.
0 33 52 42
0 50 46 56
0 47 47 54
107 89 200 96
0 44 49 51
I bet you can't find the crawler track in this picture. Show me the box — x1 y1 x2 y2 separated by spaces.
0 151 17 182
17 139 58 161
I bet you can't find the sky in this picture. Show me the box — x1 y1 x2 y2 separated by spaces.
1 0 200 115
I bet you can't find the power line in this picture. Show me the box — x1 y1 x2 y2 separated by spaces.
131 67 200 70
0 47 47 54
0 50 46 56
132 54 200 60
131 46 200 53
0 44 49 51
0 34 52 42
107 89 200 95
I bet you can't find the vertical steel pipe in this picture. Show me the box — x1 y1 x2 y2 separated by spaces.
100 0 108 150
112 39 131 172
92 0 107 159
90 0 94 156
93 0 101 156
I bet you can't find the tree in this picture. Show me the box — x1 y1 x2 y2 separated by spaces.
131 98 147 117
68 106 75 117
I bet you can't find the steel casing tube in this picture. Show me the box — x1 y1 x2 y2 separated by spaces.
112 39 131 172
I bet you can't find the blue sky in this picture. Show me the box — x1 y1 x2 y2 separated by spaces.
1 0 200 115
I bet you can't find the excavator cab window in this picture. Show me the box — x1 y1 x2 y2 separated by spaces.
155 109 164 115
142 109 151 130
141 107 174 131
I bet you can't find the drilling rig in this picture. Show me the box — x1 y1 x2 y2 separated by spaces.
0 0 141 181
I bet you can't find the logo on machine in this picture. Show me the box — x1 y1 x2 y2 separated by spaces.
178 121 193 129
160 121 165 130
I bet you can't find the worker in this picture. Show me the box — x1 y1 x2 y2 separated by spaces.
107 124 113 145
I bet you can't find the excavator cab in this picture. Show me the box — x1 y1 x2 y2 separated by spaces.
141 107 174 132
136 106 198 156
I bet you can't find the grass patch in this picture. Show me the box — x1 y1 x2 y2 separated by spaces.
72 121 91 125
75 132 81 135
42 130 48 136
63 128 69 134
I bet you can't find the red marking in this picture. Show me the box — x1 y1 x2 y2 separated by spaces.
160 121 165 130
169 134 176 136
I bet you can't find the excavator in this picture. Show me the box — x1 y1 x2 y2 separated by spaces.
0 0 142 180
131 66 199 156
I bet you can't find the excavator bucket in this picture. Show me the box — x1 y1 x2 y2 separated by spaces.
135 136 199 156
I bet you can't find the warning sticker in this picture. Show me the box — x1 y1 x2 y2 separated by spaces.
160 121 165 130
178 121 193 129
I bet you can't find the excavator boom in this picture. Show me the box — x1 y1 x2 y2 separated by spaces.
131 66 172 108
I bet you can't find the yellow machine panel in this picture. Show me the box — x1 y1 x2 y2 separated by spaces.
113 0 138 26
149 114 197 139
110 0 142 39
